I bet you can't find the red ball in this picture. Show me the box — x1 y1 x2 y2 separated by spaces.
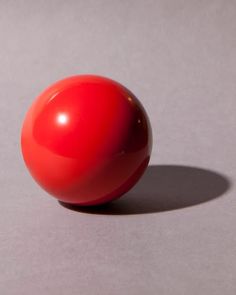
21 75 152 206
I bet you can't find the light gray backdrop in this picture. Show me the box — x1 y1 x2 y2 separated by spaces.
0 1 236 294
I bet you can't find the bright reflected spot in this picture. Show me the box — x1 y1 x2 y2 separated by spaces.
57 113 69 125
128 97 132 102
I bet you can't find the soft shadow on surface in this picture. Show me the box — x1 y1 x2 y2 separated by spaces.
59 165 231 215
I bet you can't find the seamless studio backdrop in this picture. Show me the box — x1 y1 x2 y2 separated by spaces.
0 1 236 295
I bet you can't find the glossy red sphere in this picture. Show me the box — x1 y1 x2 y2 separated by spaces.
21 75 152 206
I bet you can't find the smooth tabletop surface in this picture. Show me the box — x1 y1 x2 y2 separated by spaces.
0 1 236 294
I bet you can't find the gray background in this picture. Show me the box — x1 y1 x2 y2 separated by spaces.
0 0 236 294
